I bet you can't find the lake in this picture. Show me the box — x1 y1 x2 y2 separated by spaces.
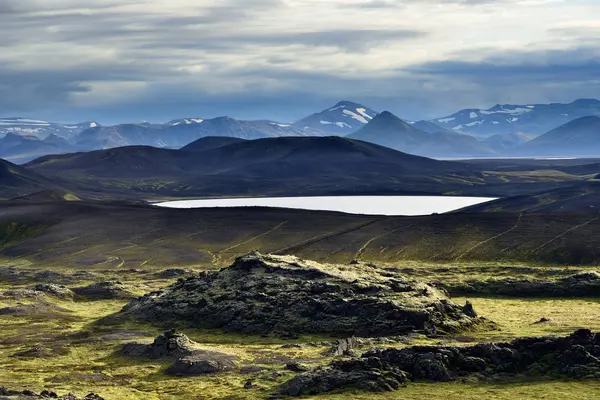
155 196 497 216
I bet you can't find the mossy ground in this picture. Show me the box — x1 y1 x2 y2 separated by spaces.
2 260 600 399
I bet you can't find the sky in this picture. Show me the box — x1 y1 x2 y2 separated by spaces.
1 0 599 124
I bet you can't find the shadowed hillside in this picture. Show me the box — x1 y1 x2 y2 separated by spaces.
1 201 599 267
23 136 489 199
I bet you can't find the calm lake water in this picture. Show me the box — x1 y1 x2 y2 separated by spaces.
155 196 497 216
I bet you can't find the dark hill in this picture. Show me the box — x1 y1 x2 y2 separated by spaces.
0 158 60 199
519 116 600 156
25 136 483 199
180 136 246 152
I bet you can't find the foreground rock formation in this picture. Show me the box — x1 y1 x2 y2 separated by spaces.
117 252 483 337
121 330 238 376
279 329 600 396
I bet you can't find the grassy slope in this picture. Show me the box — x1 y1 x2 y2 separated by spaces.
1 202 600 268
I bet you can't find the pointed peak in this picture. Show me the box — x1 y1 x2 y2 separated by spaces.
332 100 362 108
374 110 403 121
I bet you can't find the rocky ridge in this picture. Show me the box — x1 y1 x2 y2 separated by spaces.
441 271 600 297
279 329 600 396
117 252 484 337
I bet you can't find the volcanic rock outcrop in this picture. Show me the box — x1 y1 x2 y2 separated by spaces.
0 387 103 399
443 271 600 297
279 329 600 396
117 252 483 337
121 329 238 376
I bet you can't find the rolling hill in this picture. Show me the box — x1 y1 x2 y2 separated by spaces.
518 116 600 156
24 136 486 199
0 158 65 199
463 181 600 213
2 201 600 267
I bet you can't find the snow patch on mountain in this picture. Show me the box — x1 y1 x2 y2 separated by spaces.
342 109 369 124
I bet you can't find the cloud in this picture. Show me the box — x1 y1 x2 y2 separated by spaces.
0 0 599 123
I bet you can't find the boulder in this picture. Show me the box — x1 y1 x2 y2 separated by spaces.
118 252 483 337
165 352 237 376
33 284 74 300
121 329 196 359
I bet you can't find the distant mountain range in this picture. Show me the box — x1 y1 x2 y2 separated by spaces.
0 118 98 140
433 98 600 137
2 98 600 162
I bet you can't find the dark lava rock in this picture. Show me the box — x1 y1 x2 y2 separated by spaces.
156 269 189 279
279 329 600 396
166 353 237 376
1 285 73 301
279 358 408 396
32 284 74 300
121 330 238 376
73 281 134 299
444 271 600 298
121 329 197 359
0 387 104 399
286 362 310 372
327 338 359 356
117 252 483 337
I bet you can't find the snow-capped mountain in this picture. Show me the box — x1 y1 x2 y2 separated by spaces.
0 118 99 141
433 98 600 137
292 101 378 135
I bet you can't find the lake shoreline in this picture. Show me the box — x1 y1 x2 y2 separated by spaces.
155 195 498 216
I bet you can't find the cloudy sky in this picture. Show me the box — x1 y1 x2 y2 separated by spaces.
1 0 599 124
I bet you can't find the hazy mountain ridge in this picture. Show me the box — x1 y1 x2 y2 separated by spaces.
0 118 99 141
433 98 600 137
348 111 498 158
3 98 600 162
517 116 600 156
